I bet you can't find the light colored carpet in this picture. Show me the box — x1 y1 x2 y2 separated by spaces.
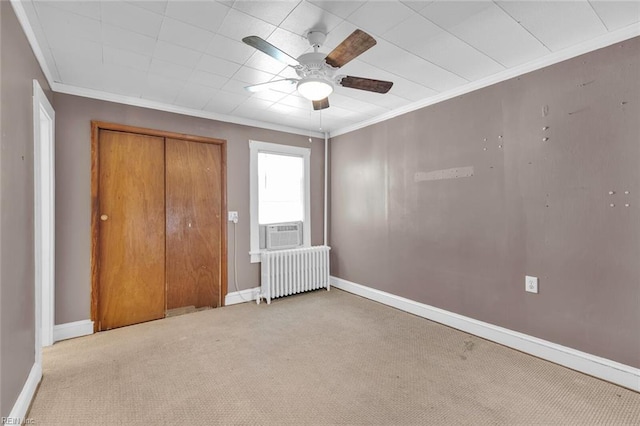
29 289 639 425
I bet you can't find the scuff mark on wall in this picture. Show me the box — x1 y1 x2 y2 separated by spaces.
414 166 474 182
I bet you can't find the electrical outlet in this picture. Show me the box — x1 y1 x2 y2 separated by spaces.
228 211 238 223
525 275 538 294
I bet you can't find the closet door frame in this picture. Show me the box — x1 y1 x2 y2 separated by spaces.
90 121 228 332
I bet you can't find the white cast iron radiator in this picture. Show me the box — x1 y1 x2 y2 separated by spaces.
258 246 331 304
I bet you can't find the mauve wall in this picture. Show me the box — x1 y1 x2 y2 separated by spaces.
0 2 52 416
53 93 325 324
330 38 640 368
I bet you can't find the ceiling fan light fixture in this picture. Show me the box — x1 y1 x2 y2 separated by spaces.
297 78 334 101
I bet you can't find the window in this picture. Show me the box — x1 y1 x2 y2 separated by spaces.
250 141 311 263
258 152 304 225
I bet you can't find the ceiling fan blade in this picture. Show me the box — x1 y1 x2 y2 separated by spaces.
312 98 330 110
324 29 376 68
245 79 298 93
339 76 393 94
242 36 300 67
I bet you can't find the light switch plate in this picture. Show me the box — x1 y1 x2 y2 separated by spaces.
525 275 538 294
228 211 238 222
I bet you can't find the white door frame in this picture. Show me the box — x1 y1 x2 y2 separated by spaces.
33 79 55 357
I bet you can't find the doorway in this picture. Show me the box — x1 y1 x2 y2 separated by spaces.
33 80 55 355
91 122 227 331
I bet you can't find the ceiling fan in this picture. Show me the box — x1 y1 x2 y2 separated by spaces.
242 29 394 110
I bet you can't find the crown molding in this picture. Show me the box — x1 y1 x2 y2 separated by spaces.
11 0 639 140
53 83 325 138
11 0 323 138
329 24 640 138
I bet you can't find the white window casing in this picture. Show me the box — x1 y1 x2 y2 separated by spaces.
249 140 311 263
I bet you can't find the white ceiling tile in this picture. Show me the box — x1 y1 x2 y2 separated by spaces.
337 89 408 110
222 78 255 96
206 34 256 64
358 39 467 91
40 47 62 82
102 24 158 56
232 66 276 85
277 94 311 109
270 80 299 96
100 64 148 97
497 1 607 51
100 1 164 38
127 1 168 15
55 54 105 88
103 46 152 72
233 108 280 124
49 37 103 63
244 51 288 76
284 107 317 121
189 70 229 89
266 28 312 59
416 33 504 80
174 82 219 109
328 93 389 116
35 3 101 44
218 8 277 41
197 54 243 77
204 91 250 114
268 102 308 115
421 2 549 67
149 58 194 82
308 1 366 19
421 0 494 29
141 74 185 104
232 1 301 26
389 76 439 102
232 105 273 121
391 77 438 102
280 1 343 36
42 1 102 20
383 12 441 41
401 1 435 13
153 40 203 68
164 0 230 31
347 1 414 36
589 1 640 31
384 15 504 80
158 17 216 53
249 86 290 102
21 1 42 32
241 97 277 110
322 103 369 120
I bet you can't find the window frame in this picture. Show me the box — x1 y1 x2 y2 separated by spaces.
249 140 311 263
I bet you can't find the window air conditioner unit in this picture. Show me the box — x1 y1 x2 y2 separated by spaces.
266 222 302 250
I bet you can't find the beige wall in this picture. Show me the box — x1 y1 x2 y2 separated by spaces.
0 1 52 416
53 93 325 324
330 37 640 368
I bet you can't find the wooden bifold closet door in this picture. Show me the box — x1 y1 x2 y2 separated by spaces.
93 123 226 332
165 138 222 310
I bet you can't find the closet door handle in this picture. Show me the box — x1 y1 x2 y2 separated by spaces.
100 214 109 221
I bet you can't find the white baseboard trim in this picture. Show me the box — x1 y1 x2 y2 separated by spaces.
8 362 42 423
225 287 260 306
53 320 94 342
331 276 640 392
